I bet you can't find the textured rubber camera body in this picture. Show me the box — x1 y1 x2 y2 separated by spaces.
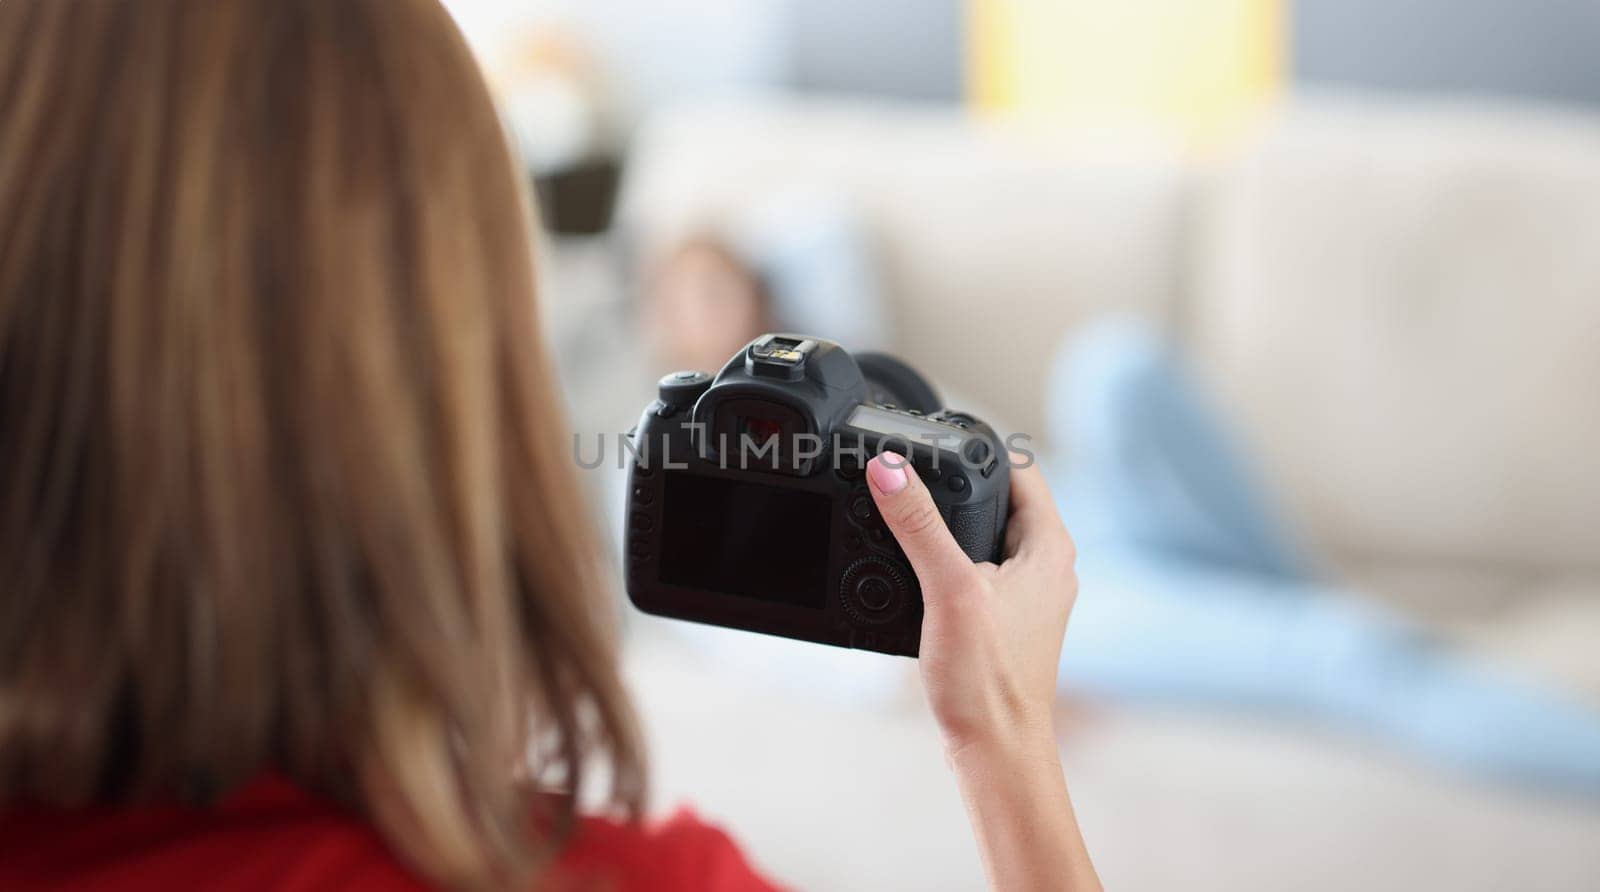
623 334 1009 657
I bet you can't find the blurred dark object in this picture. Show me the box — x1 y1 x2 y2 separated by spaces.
533 157 622 235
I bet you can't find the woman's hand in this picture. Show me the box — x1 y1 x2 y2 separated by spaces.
864 451 1077 757
866 451 1099 892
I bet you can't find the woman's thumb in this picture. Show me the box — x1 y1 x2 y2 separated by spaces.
865 451 978 598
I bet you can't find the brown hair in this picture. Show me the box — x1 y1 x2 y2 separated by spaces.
0 0 643 887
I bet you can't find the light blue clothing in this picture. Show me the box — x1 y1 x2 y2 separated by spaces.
1046 318 1309 580
1051 318 1600 796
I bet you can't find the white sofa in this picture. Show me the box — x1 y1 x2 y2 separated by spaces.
602 93 1600 891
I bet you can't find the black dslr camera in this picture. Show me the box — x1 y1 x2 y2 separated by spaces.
623 334 1009 657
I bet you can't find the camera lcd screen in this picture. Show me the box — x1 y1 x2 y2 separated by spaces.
846 404 975 446
659 472 831 608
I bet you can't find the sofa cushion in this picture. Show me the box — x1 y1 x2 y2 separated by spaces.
1189 94 1600 573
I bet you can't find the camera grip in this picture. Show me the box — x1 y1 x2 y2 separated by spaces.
944 502 996 562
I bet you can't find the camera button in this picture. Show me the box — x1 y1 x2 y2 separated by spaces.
849 495 875 524
626 534 650 561
856 576 894 612
632 486 654 506
868 527 890 544
946 474 968 493
629 512 654 533
836 455 864 481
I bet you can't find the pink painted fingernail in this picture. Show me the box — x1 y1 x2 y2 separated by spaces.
868 451 909 494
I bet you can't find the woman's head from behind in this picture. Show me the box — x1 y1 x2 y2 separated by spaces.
0 0 641 885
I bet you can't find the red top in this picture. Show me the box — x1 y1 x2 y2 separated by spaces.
0 775 784 891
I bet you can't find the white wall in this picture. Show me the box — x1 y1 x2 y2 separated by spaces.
442 0 791 125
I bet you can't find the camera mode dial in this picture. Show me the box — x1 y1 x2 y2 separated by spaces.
657 371 713 412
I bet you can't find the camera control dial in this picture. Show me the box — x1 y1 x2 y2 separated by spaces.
840 556 912 624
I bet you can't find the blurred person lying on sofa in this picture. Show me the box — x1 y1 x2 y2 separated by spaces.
640 191 891 374
1049 317 1600 796
637 205 1600 796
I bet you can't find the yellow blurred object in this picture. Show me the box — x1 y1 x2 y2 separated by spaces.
968 0 1284 152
